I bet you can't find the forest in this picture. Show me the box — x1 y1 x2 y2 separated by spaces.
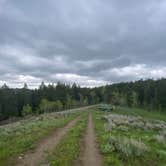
0 78 166 120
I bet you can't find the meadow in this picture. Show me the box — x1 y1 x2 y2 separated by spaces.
93 106 166 166
0 106 166 166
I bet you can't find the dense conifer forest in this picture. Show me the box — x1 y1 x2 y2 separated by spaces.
0 78 166 120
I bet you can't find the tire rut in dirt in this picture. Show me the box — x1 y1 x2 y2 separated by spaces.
14 116 80 166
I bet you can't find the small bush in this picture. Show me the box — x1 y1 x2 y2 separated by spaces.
22 104 32 117
101 143 114 154
154 130 166 144
108 136 148 157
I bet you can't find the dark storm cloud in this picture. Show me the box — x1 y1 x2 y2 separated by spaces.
0 0 166 88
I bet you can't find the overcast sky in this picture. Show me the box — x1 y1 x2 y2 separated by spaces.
0 0 166 88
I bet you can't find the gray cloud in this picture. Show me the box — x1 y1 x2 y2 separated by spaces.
0 0 166 88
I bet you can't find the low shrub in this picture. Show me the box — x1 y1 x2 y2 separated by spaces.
154 130 166 144
108 136 148 157
104 114 166 132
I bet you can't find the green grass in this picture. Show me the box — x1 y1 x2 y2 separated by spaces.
0 112 80 166
45 112 88 166
92 108 166 166
114 106 166 121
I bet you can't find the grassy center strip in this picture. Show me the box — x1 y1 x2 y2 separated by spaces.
0 112 80 165
44 112 88 166
92 110 111 165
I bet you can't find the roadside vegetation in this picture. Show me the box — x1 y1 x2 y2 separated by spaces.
0 111 80 165
114 106 166 121
44 112 88 166
93 107 166 166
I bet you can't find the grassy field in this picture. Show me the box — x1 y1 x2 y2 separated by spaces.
0 112 80 165
114 106 166 121
1 106 165 166
93 107 166 166
44 112 88 166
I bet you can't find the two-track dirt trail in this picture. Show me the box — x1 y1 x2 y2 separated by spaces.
76 113 102 166
14 116 80 166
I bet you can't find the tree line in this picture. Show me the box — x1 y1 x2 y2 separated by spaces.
0 82 98 120
101 78 166 111
0 78 166 120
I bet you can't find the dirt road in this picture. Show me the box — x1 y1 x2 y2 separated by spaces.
12 110 102 166
14 116 80 166
75 113 102 166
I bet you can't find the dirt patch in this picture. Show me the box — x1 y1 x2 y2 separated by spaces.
14 116 80 166
75 113 102 166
